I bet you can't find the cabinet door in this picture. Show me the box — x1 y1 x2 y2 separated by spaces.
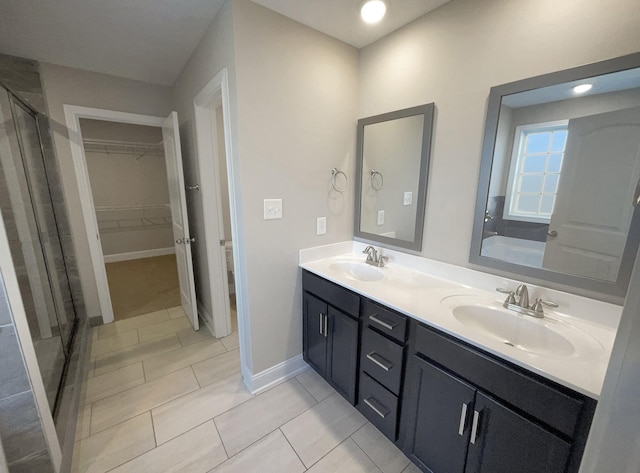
404 356 476 473
465 393 571 473
327 306 359 404
303 293 328 377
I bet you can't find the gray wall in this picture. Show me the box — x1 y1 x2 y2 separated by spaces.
172 0 238 337
173 0 359 373
358 0 640 269
232 0 358 373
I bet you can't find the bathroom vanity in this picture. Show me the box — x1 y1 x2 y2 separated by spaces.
300 243 617 473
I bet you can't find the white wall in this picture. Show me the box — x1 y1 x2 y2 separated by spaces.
358 0 640 270
40 63 173 318
232 0 359 373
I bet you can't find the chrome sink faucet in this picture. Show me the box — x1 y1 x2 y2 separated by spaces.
496 284 557 318
362 246 388 267
515 284 529 308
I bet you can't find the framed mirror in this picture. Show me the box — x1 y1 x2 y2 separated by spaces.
471 52 640 299
355 104 435 251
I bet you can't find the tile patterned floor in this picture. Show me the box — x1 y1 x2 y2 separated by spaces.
72 307 419 473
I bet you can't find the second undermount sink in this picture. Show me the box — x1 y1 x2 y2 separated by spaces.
328 260 385 282
440 295 603 359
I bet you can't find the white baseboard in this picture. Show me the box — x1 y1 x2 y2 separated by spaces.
197 301 215 335
103 247 175 263
245 355 309 395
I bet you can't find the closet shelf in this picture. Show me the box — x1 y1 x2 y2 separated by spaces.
82 138 165 159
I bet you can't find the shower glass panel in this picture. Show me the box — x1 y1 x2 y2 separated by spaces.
0 86 77 414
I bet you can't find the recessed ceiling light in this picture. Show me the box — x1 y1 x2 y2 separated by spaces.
573 84 593 94
361 0 387 24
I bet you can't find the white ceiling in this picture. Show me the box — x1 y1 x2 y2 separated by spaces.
0 0 447 87
0 0 226 86
253 0 450 49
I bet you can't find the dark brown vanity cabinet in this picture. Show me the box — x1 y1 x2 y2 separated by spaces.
302 270 360 404
399 321 596 473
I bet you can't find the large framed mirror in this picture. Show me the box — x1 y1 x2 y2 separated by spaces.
471 52 640 299
355 104 434 251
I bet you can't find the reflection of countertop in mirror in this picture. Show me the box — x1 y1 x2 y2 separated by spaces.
299 241 621 399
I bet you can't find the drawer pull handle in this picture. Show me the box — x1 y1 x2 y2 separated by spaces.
458 403 468 436
319 313 324 336
324 313 328 337
366 352 393 371
470 410 480 444
363 397 389 419
369 314 397 330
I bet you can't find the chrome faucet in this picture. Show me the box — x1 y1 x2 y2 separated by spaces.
363 246 378 264
496 284 557 318
362 246 388 267
515 284 529 308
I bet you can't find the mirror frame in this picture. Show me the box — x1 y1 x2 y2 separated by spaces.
354 103 435 252
470 52 640 299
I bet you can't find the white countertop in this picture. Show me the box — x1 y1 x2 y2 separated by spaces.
299 241 621 399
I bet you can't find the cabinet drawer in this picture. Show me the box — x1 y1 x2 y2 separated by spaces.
302 270 360 318
361 327 404 395
362 299 407 343
359 373 398 441
414 322 584 438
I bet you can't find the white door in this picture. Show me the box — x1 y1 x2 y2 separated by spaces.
543 106 640 281
209 104 232 338
162 112 198 330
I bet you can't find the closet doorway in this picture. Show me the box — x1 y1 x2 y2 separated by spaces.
79 119 178 321
65 107 198 329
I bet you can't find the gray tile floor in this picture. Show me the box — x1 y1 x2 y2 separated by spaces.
72 307 420 473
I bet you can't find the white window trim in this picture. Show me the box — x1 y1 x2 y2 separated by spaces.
503 119 569 224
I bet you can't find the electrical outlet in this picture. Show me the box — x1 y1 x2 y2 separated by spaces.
263 199 283 220
317 217 327 235
377 210 385 226
403 191 413 206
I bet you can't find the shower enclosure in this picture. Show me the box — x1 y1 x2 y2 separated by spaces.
0 84 78 416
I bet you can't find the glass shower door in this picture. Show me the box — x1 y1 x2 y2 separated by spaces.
0 87 76 413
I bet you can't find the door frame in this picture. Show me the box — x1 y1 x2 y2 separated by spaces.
63 105 167 324
193 68 251 373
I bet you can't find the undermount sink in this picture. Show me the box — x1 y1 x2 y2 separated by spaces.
440 295 603 359
328 260 384 282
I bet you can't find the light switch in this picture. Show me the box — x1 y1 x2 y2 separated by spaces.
377 210 385 226
317 217 327 235
264 199 283 220
403 191 413 206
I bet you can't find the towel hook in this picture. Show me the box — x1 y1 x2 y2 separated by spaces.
331 168 347 192
371 169 384 191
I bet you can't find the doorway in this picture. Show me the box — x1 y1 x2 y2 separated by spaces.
79 119 180 321
64 106 198 330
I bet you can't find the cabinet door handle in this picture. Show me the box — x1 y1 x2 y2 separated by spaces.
366 352 393 371
319 313 324 335
324 313 328 338
369 314 396 330
470 410 480 444
458 403 468 436
363 397 388 419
